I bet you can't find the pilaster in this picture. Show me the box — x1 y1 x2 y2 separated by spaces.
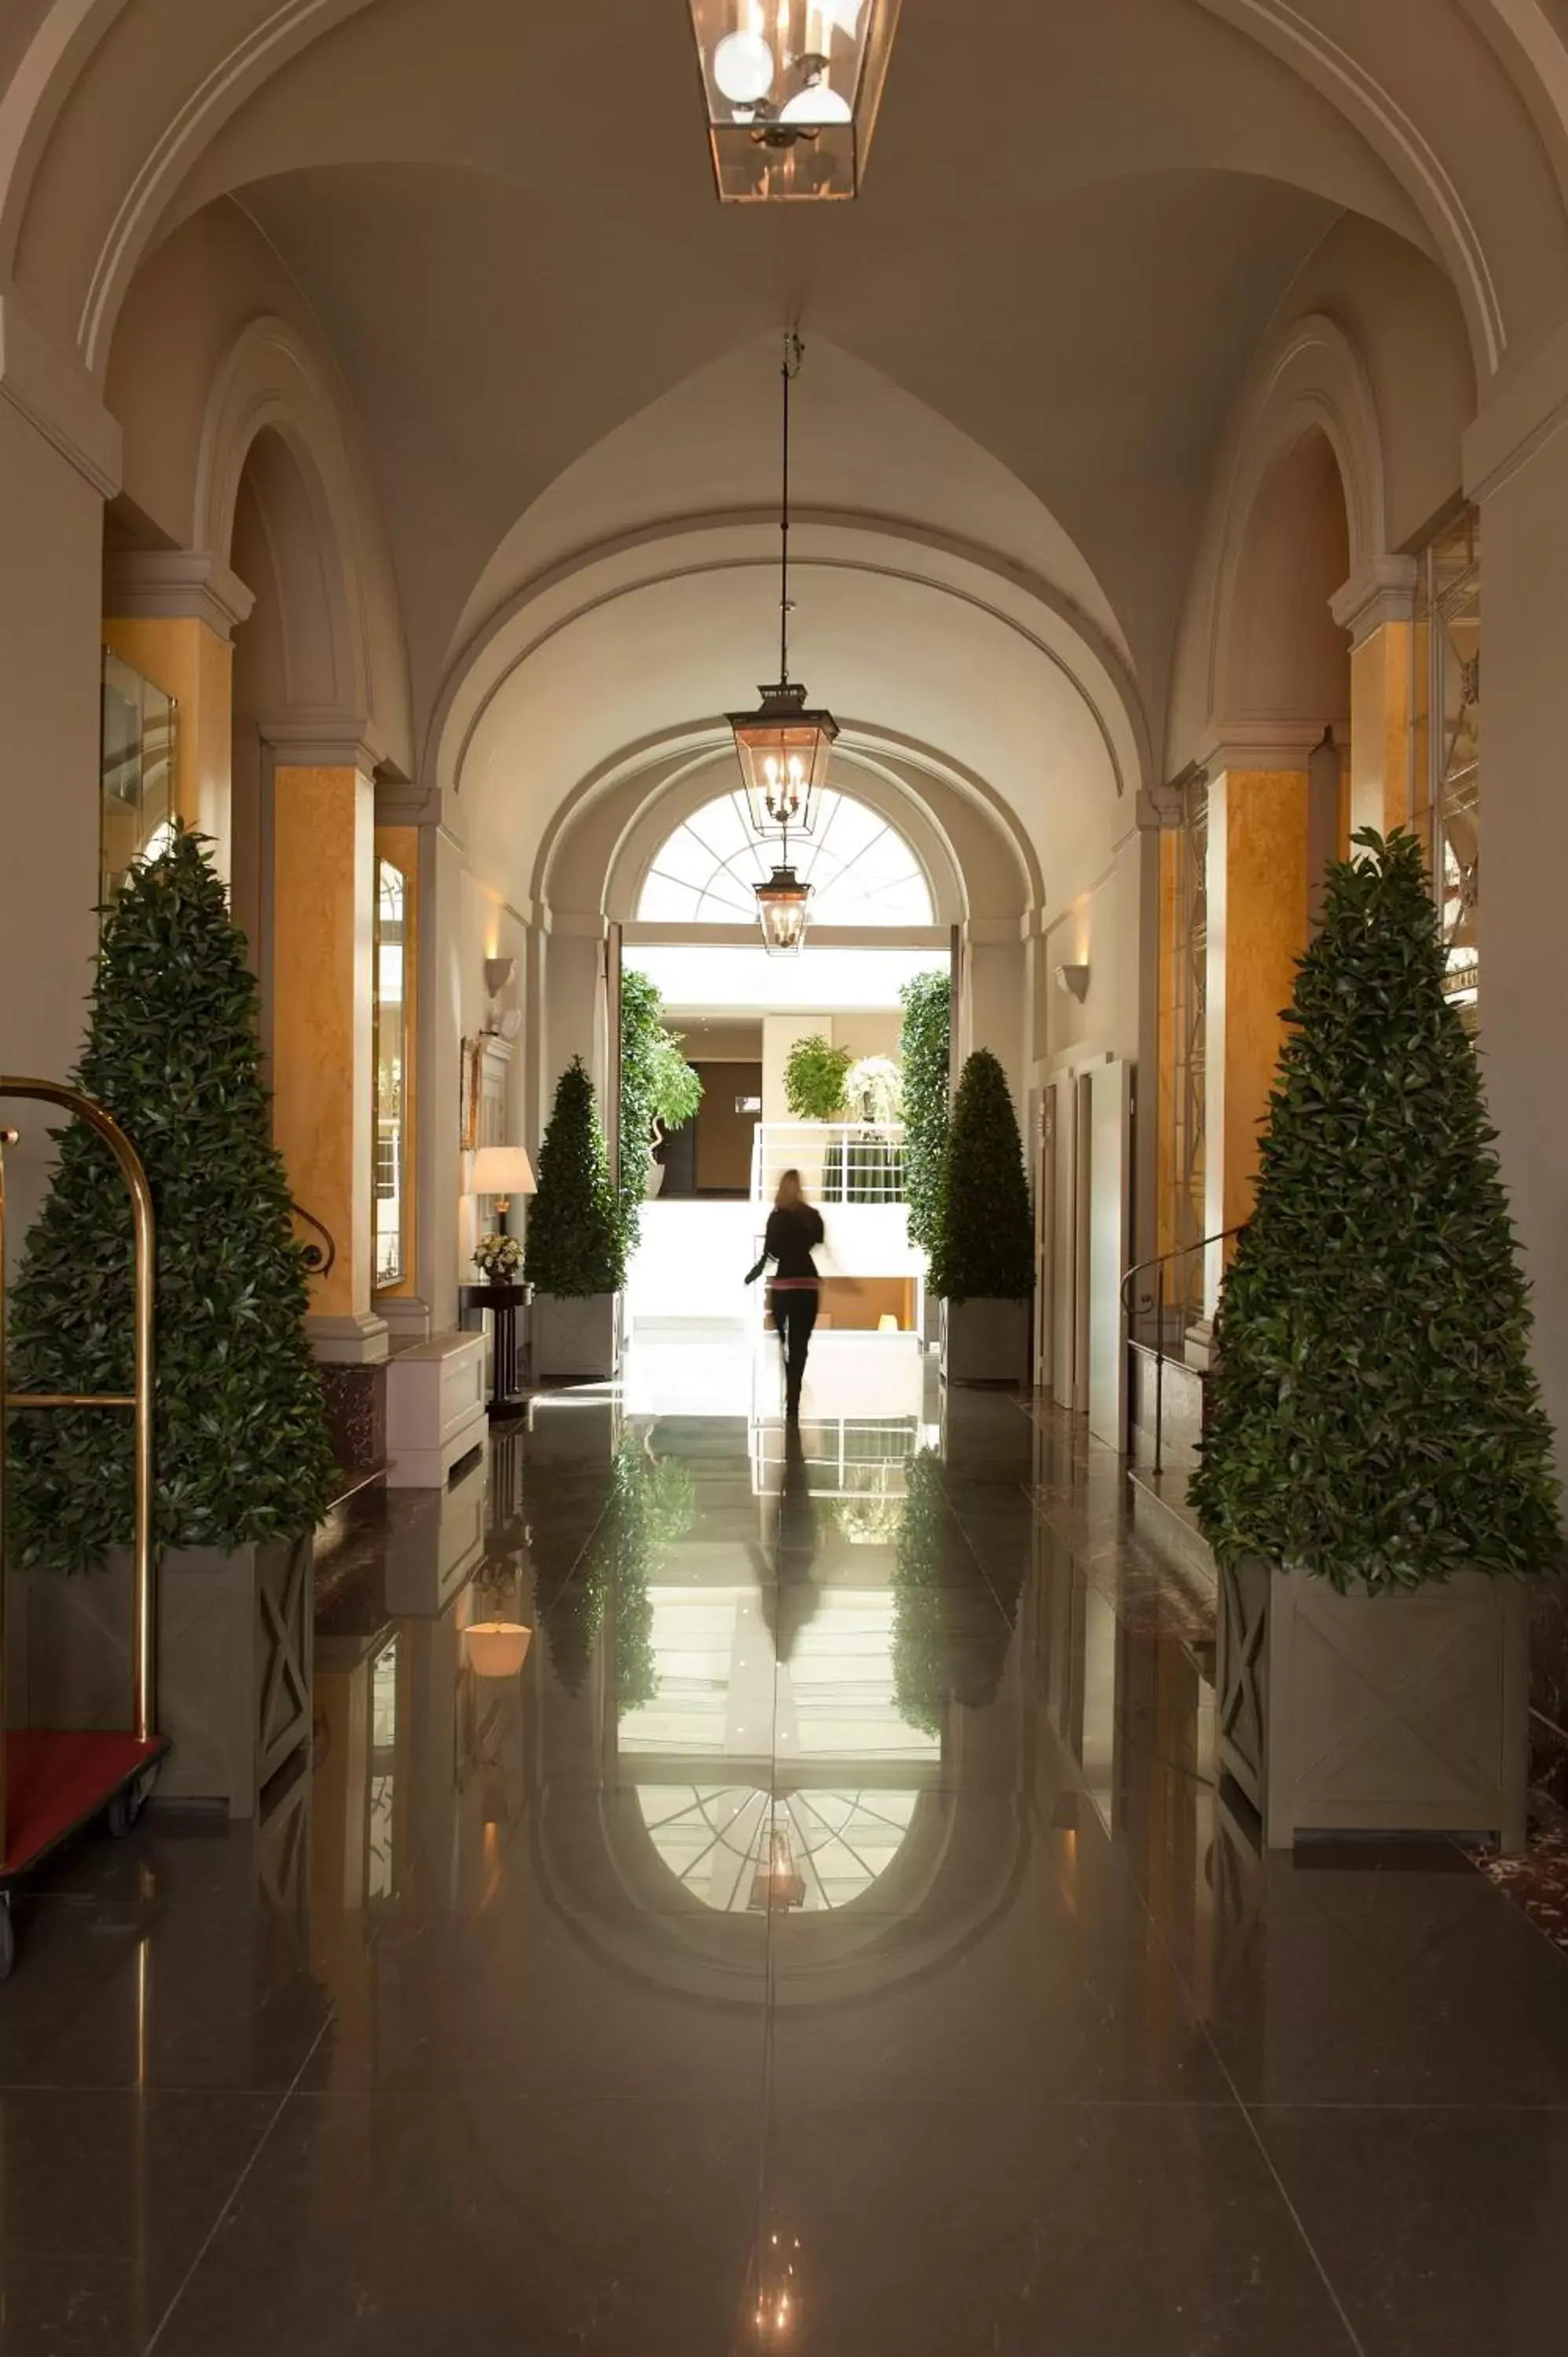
104 552 255 887
1332 558 1417 839
270 745 388 1365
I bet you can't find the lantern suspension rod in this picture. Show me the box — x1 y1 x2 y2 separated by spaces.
779 330 803 688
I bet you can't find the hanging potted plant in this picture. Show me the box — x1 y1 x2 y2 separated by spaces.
525 1057 626 1381
1190 831 1561 1849
10 826 337 1816
784 1033 852 1198
930 1049 1033 1383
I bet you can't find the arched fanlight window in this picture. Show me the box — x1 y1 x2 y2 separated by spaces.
638 786 933 928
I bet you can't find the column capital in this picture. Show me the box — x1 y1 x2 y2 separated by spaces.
0 283 120 498
104 549 255 638
374 779 442 827
263 713 387 777
1137 769 1201 832
1331 555 1419 648
1196 720 1340 776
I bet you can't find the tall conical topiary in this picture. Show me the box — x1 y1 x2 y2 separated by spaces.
524 1057 625 1298
929 1049 1033 1302
898 970 951 1253
1190 829 1562 1596
9 824 336 1573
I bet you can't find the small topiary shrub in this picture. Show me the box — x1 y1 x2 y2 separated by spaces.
1190 829 1562 1596
8 823 335 1571
929 1049 1033 1303
524 1057 625 1299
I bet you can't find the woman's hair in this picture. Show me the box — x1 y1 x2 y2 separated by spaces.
775 1168 807 1209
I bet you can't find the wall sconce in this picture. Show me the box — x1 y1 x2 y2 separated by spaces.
1054 964 1090 1003
483 955 522 1040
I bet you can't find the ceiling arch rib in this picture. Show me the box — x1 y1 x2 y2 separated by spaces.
441 526 1130 924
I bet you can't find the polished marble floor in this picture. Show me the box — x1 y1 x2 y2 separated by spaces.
8 1332 1568 2352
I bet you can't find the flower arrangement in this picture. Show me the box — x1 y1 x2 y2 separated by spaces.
474 1231 525 1284
843 1054 903 1126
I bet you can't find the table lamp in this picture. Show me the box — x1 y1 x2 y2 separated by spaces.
471 1144 537 1235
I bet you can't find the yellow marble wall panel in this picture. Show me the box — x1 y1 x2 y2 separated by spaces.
273 764 374 1320
1221 768 1309 1233
1156 827 1179 1263
1349 621 1413 838
102 614 234 874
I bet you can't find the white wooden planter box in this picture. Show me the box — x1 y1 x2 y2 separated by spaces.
27 1538 313 1820
533 1292 622 1383
1218 1558 1530 1851
385 1331 489 1487
940 1296 1031 1385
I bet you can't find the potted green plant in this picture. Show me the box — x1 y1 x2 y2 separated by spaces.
525 1056 626 1380
783 1034 852 1121
930 1049 1033 1383
899 970 951 1249
9 825 337 1816
1190 831 1561 1849
899 971 951 1340
784 1033 853 1200
617 970 703 1244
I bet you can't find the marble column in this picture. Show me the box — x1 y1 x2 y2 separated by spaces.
269 731 387 1365
1467 335 1568 1783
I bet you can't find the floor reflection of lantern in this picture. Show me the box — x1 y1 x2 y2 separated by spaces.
748 1821 806 1912
463 1621 533 1679
740 2225 804 2344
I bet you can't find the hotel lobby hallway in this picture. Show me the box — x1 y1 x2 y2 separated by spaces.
6 1344 1568 2354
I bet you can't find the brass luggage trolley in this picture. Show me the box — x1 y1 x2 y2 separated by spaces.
0 1080 168 1978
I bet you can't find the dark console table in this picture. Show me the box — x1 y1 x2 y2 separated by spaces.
458 1281 531 1420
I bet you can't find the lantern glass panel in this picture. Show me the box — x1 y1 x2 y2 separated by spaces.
687 0 901 203
731 706 837 833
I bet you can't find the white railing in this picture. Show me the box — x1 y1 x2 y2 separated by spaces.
750 1121 907 1207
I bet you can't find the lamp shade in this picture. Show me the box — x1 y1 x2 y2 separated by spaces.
471 1146 537 1199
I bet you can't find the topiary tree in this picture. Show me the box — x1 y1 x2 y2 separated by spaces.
617 972 702 1255
1190 829 1562 1596
783 1034 852 1121
929 1049 1033 1302
8 823 336 1573
525 1057 625 1298
899 970 951 1252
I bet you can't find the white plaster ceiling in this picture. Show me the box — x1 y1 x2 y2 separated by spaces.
72 0 1526 898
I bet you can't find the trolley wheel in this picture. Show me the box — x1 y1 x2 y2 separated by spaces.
105 1762 158 1840
0 1899 15 1982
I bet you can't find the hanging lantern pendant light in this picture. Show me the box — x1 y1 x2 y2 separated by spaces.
731 334 838 841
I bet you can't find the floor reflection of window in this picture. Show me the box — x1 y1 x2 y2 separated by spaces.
367 1636 399 1902
637 1787 921 1912
373 856 410 1288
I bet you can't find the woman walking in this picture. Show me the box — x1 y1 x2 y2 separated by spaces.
746 1168 825 1422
